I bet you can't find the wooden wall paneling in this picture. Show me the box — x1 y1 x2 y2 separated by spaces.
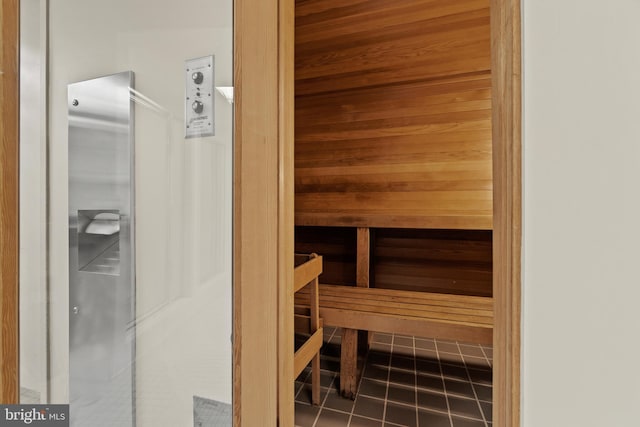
295 4 493 229
0 0 20 404
373 229 493 297
234 0 283 424
295 75 494 229
295 226 356 285
295 0 491 96
491 0 522 426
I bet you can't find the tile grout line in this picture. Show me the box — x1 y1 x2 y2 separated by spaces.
349 393 446 411
295 369 311 401
296 331 492 426
313 373 336 427
353 389 486 423
346 332 372 427
295 325 332 404
456 341 489 427
296 324 337 403
479 344 492 369
434 340 455 427
381 334 397 426
310 327 339 427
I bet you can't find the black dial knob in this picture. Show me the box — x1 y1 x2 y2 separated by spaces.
192 71 204 85
192 100 204 114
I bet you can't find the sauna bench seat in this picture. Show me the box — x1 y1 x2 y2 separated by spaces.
295 284 493 398
295 284 493 344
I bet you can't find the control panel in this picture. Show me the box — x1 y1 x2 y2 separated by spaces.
185 55 215 138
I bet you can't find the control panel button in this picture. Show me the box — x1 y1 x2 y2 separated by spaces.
192 71 204 85
192 100 204 114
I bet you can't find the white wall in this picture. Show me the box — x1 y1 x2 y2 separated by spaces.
48 1 233 425
522 1 640 425
19 0 48 404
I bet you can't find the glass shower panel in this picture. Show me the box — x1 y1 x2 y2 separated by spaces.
20 0 234 426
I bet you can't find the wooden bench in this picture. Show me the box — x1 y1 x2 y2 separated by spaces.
295 284 493 398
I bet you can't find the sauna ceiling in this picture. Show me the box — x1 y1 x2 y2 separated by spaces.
294 0 493 230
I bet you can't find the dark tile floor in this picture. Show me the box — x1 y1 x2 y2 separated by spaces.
295 327 492 427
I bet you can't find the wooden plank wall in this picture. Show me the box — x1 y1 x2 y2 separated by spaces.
373 229 492 296
295 0 492 230
296 227 492 296
295 226 356 286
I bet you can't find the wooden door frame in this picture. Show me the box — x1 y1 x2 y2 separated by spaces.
235 0 522 427
233 0 295 425
0 0 20 405
491 1 522 426
246 0 523 426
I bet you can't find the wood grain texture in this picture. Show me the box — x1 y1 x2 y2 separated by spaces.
356 227 372 353
293 255 323 405
295 0 491 96
356 228 370 288
295 284 493 343
234 0 281 424
339 328 358 399
295 226 357 285
491 0 522 426
295 0 493 230
373 229 492 296
293 328 323 377
0 0 20 404
294 314 324 334
322 307 492 345
278 0 296 422
296 281 493 397
309 275 321 405
293 254 323 292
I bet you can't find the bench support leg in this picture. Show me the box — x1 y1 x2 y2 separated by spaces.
340 328 359 399
311 353 321 405
310 273 321 405
356 227 371 358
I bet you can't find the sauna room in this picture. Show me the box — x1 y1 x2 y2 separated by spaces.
292 1 494 426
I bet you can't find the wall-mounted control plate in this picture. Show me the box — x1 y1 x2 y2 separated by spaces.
185 55 214 138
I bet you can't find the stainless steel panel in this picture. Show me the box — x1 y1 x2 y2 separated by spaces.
185 55 215 138
69 71 135 427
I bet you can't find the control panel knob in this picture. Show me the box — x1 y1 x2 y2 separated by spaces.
191 71 204 85
192 100 204 114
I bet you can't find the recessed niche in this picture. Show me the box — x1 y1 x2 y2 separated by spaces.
77 210 120 275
